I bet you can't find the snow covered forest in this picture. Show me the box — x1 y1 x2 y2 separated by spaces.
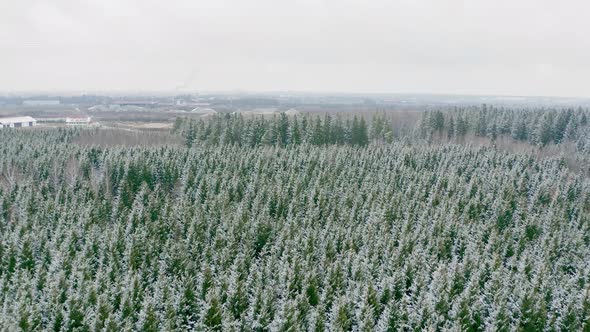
1 106 590 331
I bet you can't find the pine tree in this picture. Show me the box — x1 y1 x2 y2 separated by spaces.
278 113 290 146
291 116 302 145
447 116 455 140
535 114 554 146
456 116 468 138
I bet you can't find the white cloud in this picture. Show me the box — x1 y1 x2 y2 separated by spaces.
1 0 589 96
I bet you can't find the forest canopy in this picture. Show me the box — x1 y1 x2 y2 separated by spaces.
1 106 590 331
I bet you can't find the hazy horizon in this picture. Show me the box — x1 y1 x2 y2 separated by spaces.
3 89 590 102
2 0 590 97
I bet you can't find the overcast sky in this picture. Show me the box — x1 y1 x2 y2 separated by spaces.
1 0 589 97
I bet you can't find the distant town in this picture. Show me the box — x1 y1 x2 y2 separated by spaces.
1 92 590 130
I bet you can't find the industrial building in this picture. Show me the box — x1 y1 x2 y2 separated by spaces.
0 116 37 128
112 100 157 107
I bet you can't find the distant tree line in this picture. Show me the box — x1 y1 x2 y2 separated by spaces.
418 105 590 148
174 106 590 155
173 113 381 148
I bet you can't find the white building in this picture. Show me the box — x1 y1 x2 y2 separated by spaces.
66 117 91 125
22 100 60 106
190 107 217 116
0 116 37 128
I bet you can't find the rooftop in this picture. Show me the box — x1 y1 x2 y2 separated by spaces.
0 116 36 124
